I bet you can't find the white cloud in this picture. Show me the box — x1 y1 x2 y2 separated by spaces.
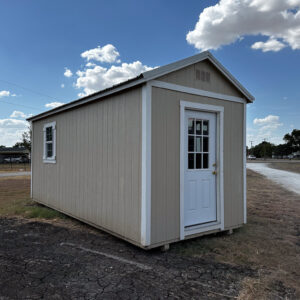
251 38 286 52
249 114 283 145
0 90 10 98
81 44 121 63
186 0 300 52
64 68 73 78
61 84 65 88
75 61 154 96
253 115 280 125
45 102 65 109
10 111 30 119
86 62 96 67
0 118 28 146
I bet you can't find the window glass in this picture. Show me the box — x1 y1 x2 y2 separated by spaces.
188 119 194 134
188 153 194 169
196 136 202 152
196 153 202 169
203 153 209 169
47 143 53 158
203 137 209 152
46 127 52 142
196 120 202 135
203 121 209 135
188 136 194 152
187 118 210 170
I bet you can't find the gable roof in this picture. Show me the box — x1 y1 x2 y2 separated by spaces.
28 51 254 122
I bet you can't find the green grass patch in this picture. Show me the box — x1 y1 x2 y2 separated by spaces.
0 198 66 220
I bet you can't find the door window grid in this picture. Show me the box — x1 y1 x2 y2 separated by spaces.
188 118 209 170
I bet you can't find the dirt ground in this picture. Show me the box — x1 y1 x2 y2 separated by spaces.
0 163 31 173
0 172 299 299
268 162 300 174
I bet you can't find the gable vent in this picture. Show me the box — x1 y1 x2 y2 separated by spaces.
196 69 210 83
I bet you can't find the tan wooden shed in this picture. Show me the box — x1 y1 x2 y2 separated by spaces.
28 51 254 249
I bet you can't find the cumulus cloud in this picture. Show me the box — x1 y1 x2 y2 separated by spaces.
253 115 280 125
10 111 30 119
0 118 28 146
0 90 10 98
81 44 120 63
186 0 300 52
64 68 73 77
75 61 154 96
248 114 283 145
45 102 65 109
251 38 286 52
61 84 65 88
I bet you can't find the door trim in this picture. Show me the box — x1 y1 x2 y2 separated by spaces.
180 101 224 240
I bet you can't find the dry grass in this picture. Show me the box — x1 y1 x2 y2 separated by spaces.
0 163 31 173
175 170 300 299
0 176 64 219
268 162 300 174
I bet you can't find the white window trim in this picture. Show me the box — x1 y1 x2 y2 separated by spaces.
180 101 224 240
43 121 56 164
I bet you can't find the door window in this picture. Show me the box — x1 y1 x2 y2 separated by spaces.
188 118 209 169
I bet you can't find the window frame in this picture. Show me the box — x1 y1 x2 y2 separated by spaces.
43 121 56 163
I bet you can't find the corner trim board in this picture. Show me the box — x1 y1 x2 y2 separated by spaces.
150 80 247 104
141 83 151 246
180 101 225 240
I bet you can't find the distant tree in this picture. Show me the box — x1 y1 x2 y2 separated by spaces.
284 129 300 152
273 143 292 157
0 145 6 149
13 127 32 152
251 141 274 158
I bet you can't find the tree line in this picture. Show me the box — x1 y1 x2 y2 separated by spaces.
248 129 300 158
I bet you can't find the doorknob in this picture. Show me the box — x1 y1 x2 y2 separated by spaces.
212 171 217 175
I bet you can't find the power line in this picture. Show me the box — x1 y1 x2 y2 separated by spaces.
0 99 41 111
0 78 62 101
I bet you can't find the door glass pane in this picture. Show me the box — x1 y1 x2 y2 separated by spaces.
203 137 209 152
203 121 209 135
196 120 202 135
188 136 194 152
196 153 202 169
203 153 209 169
196 136 202 152
188 153 194 169
188 119 194 134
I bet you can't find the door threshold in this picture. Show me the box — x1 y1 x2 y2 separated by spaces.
184 221 221 237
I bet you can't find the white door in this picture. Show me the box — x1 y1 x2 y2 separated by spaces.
184 110 217 227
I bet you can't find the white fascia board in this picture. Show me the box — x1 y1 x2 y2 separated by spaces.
151 80 246 104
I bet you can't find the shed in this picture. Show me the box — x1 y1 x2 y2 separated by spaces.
28 51 254 249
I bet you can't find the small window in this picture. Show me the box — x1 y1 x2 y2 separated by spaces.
43 122 56 163
187 118 209 170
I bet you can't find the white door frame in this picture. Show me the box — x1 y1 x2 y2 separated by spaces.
180 101 224 240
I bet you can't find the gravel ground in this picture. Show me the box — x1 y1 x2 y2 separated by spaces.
247 163 300 195
0 218 256 299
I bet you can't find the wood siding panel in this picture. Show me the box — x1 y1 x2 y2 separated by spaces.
151 87 244 245
32 87 142 244
158 60 244 98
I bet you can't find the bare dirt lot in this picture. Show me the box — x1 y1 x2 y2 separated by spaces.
0 163 31 173
0 172 299 299
268 162 300 174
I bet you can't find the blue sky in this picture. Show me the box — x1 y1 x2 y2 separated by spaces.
0 0 299 146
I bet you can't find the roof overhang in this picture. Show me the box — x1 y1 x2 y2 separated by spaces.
28 51 254 122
